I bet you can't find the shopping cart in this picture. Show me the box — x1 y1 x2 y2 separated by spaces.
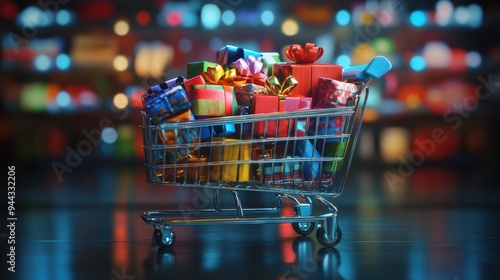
141 56 392 248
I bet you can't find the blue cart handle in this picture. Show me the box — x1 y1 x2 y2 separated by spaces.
342 56 392 82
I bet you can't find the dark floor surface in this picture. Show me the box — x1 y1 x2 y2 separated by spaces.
3 162 500 280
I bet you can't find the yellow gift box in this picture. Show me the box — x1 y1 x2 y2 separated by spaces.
209 138 251 182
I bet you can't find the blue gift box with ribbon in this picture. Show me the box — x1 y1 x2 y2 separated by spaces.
216 45 262 68
144 85 191 124
142 76 186 107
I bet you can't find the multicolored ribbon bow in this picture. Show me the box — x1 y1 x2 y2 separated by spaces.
231 55 268 86
202 64 246 86
265 75 299 96
284 43 324 64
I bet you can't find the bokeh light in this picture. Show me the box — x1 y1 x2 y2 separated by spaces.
56 54 71 70
222 10 235 26
56 91 71 108
336 54 351 67
371 38 395 55
181 11 198 28
56 9 72 26
467 4 482 28
454 6 470 25
20 83 47 112
466 51 481 68
423 42 450 68
436 1 454 26
201 4 221 30
113 56 129 71
113 93 129 109
136 11 150 26
380 127 410 163
79 90 98 107
351 43 376 65
281 18 299 36
114 20 130 36
101 127 118 144
336 10 350 26
409 56 426 72
410 11 426 27
166 11 182 26
261 10 274 26
34 55 52 72
377 10 394 26
17 6 52 27
359 11 373 25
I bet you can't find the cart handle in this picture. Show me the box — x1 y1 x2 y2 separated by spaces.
342 56 392 82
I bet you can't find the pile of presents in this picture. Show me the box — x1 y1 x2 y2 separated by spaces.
141 43 358 184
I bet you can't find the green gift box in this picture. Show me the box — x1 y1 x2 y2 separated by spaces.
261 52 281 76
187 61 218 79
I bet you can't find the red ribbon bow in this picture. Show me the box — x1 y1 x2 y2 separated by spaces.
284 43 324 64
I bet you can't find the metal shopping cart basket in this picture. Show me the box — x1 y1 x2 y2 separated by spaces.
141 56 392 248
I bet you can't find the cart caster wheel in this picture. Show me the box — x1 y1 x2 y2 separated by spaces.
292 222 316 235
316 226 342 248
157 231 176 248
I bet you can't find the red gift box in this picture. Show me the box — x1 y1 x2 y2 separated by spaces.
274 43 342 97
187 84 237 118
314 77 357 108
273 63 342 97
252 95 312 137
183 75 205 90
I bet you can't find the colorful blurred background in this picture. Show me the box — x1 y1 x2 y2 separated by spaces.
2 1 500 279
1 0 498 178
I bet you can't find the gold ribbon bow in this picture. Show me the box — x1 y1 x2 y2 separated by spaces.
202 64 246 86
265 75 298 96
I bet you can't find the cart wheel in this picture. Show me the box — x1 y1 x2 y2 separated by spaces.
316 226 342 248
292 222 316 235
157 231 176 248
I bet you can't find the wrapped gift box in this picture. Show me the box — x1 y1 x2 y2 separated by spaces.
296 139 321 181
318 139 348 182
216 45 261 68
274 63 342 97
261 52 281 76
262 157 301 182
310 79 357 142
187 61 218 78
142 76 186 108
314 77 357 108
252 95 312 137
235 84 266 107
200 124 236 140
187 84 237 118
144 85 191 124
182 75 205 90
157 109 198 162
274 43 342 97
309 114 345 143
209 138 251 182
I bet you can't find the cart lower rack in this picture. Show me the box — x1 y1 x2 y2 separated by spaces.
141 56 392 247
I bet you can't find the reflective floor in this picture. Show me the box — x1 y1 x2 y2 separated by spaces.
10 163 500 280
